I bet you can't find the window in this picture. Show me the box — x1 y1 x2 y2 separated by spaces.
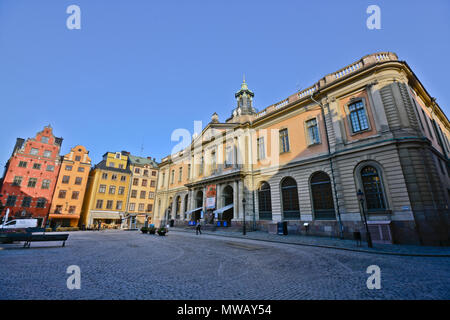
6 195 17 206
41 136 49 143
22 197 32 208
46 165 55 172
348 101 369 133
211 152 216 172
281 177 300 219
62 175 70 184
109 162 115 167
152 171 156 176
43 150 51 158
41 179 51 189
142 179 147 187
258 182 272 220
135 168 140 174
140 191 146 199
118 186 125 195
75 155 81 161
68 206 76 214
33 163 41 170
118 164 124 169
306 118 320 145
96 200 103 209
310 172 335 220
75 177 82 185
148 192 155 199
131 190 137 198
99 184 106 193
28 178 37 188
279 129 290 153
138 203 145 212
179 167 183 181
361 166 386 211
133 178 139 186
120 175 126 182
65 165 73 171
116 201 123 210
77 167 85 172
55 205 63 213
72 191 79 200
30 148 39 155
422 110 434 139
106 200 113 209
111 174 117 181
257 137 265 160
115 153 120 159
144 170 149 176
18 161 27 168
187 164 191 179
102 173 108 179
58 190 67 199
161 173 165 186
129 203 135 211
36 198 46 208
147 204 153 212
12 176 22 186
150 180 156 187
109 186 116 194
171 170 175 183
199 156 204 175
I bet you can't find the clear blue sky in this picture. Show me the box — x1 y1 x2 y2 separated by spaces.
0 0 449 167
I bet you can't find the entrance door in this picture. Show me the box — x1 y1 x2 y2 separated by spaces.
222 185 233 222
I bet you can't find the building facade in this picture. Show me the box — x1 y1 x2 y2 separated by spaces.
155 52 450 246
0 125 62 227
48 145 91 227
80 151 131 229
124 155 159 228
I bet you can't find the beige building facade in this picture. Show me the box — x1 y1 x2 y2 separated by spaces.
155 52 450 246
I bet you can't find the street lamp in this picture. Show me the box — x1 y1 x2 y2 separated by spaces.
357 189 373 248
242 198 246 235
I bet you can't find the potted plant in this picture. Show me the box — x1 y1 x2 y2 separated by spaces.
140 227 148 234
157 227 167 236
148 226 156 234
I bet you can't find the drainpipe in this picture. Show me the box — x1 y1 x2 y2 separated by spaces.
310 93 344 239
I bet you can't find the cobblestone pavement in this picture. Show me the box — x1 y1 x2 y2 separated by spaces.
0 230 449 300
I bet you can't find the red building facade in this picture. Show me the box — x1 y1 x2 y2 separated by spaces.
0 125 63 226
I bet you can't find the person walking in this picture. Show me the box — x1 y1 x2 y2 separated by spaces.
196 220 202 235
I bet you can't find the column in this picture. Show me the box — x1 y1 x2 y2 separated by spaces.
238 180 244 221
233 180 239 220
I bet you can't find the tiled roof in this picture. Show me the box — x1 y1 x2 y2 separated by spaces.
128 155 159 168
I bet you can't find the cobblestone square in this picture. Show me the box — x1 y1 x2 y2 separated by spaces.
1 230 449 300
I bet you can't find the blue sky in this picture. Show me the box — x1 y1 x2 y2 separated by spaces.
0 0 449 167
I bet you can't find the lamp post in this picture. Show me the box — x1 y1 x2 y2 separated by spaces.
242 198 246 235
357 189 373 248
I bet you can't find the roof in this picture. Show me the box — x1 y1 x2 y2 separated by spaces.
128 155 159 168
94 160 131 174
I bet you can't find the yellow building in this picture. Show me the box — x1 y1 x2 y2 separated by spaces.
48 145 91 228
124 155 159 228
80 151 131 229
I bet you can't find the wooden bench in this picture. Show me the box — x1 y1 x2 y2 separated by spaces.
0 228 69 248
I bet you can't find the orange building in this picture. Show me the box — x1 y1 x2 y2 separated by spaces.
48 145 91 228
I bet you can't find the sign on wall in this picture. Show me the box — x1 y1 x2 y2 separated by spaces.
206 184 216 209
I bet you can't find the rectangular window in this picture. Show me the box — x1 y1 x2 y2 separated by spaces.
422 110 434 139
279 129 290 153
116 201 123 210
150 180 156 187
102 173 108 179
111 174 117 181
179 167 183 181
58 190 67 199
143 170 149 176
41 136 49 144
133 178 139 186
30 148 39 155
99 184 106 193
41 179 51 189
106 200 113 209
55 205 63 213
148 192 155 199
199 157 204 175
257 137 265 160
306 118 320 145
138 203 145 212
131 190 137 198
161 173 165 187
77 167 85 172
135 168 140 174
129 203 135 211
75 155 81 161
118 164 124 169
68 206 76 214
65 165 73 171
348 101 369 133
6 195 17 206
43 150 51 158
225 145 233 167
109 185 116 194
140 191 146 199
147 204 153 212
27 178 37 188
36 198 46 208
171 170 175 183
72 191 79 200
22 197 32 208
96 200 103 209
120 175 126 182
152 171 156 176
187 164 191 179
46 165 55 172
18 161 27 168
211 152 216 172
62 175 70 184
33 163 41 170
142 179 147 187
12 176 22 186
109 162 115 168
75 177 82 185
118 186 125 195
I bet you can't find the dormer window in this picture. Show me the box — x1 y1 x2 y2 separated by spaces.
115 153 121 159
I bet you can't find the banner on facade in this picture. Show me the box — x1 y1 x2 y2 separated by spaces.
206 184 216 209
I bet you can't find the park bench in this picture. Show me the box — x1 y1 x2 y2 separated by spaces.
0 228 69 248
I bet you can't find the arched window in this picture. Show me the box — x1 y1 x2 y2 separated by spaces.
360 166 386 211
310 172 335 220
175 196 181 219
258 182 272 220
281 177 300 220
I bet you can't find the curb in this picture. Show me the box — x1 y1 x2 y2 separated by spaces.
170 229 450 258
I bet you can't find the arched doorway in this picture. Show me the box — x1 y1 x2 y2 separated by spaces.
222 185 234 222
175 195 181 219
310 172 335 220
281 177 300 220
258 182 272 220
194 191 203 221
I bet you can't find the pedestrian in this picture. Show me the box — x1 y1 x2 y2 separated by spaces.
196 220 202 235
98 221 102 231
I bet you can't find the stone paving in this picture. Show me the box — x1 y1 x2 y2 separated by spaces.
0 230 449 300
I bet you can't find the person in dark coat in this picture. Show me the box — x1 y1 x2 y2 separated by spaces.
196 220 202 235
